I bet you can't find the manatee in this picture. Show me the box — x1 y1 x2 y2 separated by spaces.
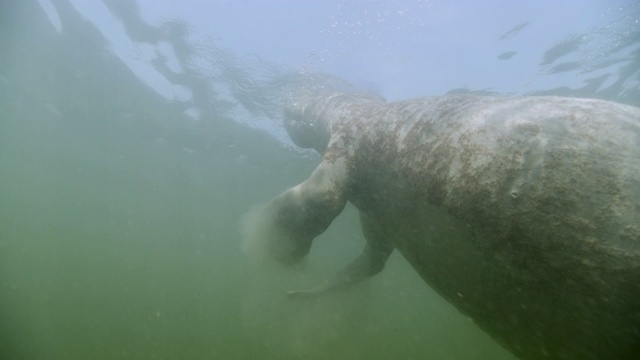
261 93 640 359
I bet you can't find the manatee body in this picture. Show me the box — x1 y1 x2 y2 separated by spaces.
263 93 640 359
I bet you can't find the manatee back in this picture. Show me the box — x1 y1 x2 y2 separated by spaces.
347 95 640 359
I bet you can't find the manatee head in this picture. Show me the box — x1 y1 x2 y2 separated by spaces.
283 99 331 153
283 92 384 153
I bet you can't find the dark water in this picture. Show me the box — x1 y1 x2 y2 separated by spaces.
1 1 638 359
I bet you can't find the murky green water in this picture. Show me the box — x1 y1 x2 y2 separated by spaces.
0 2 517 359
0 72 513 360
0 74 512 359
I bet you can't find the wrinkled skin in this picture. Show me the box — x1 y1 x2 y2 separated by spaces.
262 93 640 359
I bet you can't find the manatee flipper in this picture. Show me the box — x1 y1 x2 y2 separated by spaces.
287 212 394 300
264 148 350 264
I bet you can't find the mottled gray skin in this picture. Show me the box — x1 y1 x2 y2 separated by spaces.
263 93 640 359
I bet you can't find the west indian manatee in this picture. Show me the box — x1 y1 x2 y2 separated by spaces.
259 93 640 359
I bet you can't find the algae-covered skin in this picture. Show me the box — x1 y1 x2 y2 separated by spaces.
263 93 640 359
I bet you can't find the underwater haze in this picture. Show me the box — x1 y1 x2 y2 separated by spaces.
1 0 639 359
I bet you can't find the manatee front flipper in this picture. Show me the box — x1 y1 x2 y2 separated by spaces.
287 212 394 300
264 152 350 265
